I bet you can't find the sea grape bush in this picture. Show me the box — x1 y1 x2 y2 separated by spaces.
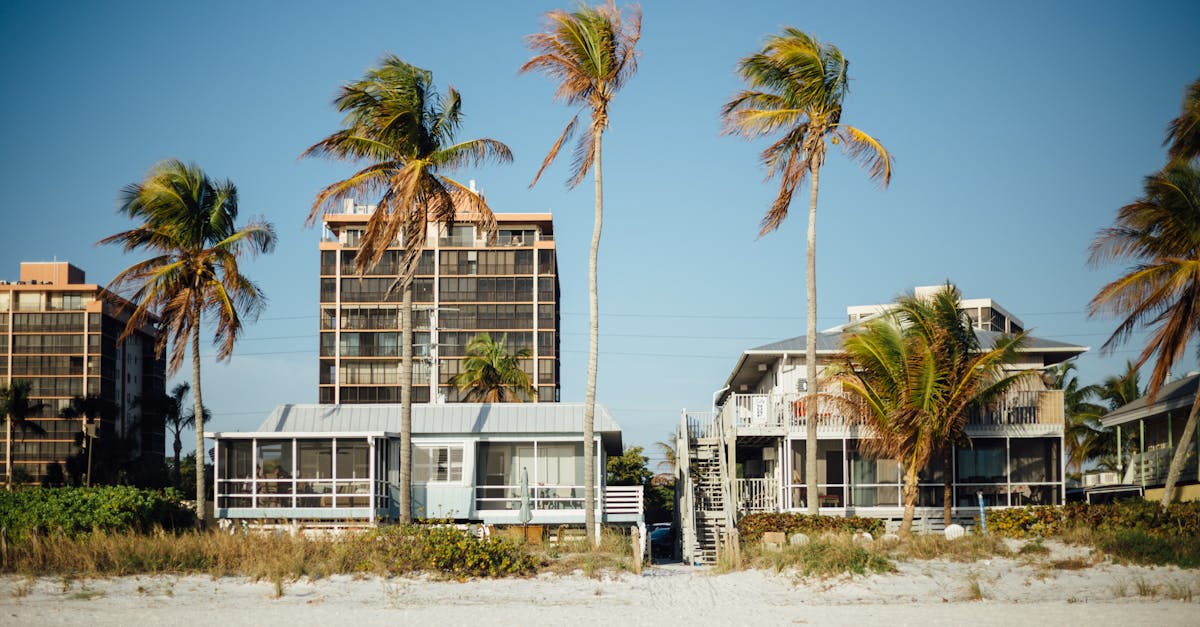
0 486 193 539
366 525 539 577
985 501 1200 539
739 513 885 543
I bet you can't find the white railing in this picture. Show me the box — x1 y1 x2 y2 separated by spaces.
604 485 644 516
216 477 388 510
735 478 775 513
1128 445 1198 485
686 411 716 438
718 393 852 431
472 484 643 517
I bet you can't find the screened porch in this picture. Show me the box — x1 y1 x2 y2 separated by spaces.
213 433 392 520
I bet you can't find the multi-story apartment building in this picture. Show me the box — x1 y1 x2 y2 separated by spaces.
675 287 1087 563
0 262 165 483
318 198 560 405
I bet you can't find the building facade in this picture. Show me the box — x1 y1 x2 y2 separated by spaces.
0 262 165 483
675 288 1087 563
318 199 560 405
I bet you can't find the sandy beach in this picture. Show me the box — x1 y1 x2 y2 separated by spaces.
2 541 1196 626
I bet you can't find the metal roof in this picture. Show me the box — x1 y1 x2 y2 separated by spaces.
1100 373 1200 427
719 328 1089 404
234 402 624 453
749 329 1086 354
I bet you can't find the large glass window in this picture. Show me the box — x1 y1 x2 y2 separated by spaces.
336 440 369 479
848 441 899 507
957 438 1006 483
413 445 464 483
1010 438 1060 483
298 441 332 479
220 441 253 480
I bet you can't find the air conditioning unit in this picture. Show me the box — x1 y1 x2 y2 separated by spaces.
1083 472 1119 488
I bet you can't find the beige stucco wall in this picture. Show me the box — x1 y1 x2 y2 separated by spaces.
1145 484 1200 502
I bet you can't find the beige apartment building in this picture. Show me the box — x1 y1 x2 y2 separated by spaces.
318 199 560 405
0 262 165 483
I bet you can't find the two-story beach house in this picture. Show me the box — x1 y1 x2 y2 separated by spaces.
674 287 1087 563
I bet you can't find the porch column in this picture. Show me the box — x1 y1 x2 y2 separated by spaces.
213 440 221 509
1139 420 1145 488
369 437 376 520
1116 426 1122 474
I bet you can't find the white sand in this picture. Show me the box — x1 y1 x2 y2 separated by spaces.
1 541 1196 626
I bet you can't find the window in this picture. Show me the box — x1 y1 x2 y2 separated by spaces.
956 439 1006 483
413 445 464 483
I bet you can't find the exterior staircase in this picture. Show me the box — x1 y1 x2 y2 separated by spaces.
678 411 733 565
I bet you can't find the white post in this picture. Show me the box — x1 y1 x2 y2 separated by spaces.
368 437 376 521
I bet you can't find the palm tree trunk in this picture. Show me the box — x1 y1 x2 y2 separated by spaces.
804 164 820 516
173 433 183 488
942 447 953 526
584 124 603 546
399 283 413 523
1160 389 1200 505
191 312 206 528
900 464 918 537
4 418 11 491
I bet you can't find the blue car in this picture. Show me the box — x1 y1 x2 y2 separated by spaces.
649 523 675 559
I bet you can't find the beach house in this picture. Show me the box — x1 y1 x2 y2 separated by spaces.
674 287 1087 563
1097 372 1200 502
207 402 644 531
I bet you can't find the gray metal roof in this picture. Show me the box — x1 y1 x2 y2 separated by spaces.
246 402 624 453
1100 373 1199 427
750 329 1086 354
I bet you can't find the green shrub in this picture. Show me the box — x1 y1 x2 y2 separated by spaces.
749 533 894 577
738 512 885 543
1094 528 1200 569
367 525 539 578
0 486 193 539
985 502 1200 539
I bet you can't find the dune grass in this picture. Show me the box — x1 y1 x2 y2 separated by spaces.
1 525 539 580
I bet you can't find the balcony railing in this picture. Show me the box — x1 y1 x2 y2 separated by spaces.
718 393 850 431
967 390 1063 426
735 478 776 513
1126 445 1198 486
473 484 642 516
716 389 1065 433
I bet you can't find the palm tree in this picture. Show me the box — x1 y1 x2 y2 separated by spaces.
838 286 1026 535
1 381 47 489
145 382 208 487
1044 361 1106 479
303 56 512 523
100 159 276 522
722 29 892 515
1166 77 1200 165
1090 361 1144 475
1089 162 1200 505
522 1 641 541
60 395 115 487
454 333 535 402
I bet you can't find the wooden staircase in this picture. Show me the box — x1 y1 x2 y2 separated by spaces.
691 442 726 564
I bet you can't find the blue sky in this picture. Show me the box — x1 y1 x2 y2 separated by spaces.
1 0 1197 462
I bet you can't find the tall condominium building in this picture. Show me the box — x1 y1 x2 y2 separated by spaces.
0 262 165 483
318 199 560 405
